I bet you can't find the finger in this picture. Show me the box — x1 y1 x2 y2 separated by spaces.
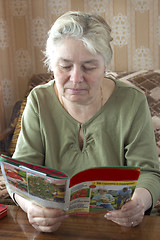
29 214 69 233
32 214 69 226
104 209 144 227
32 221 62 233
105 207 144 220
111 215 143 228
28 204 66 218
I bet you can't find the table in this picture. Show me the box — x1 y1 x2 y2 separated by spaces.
0 206 160 240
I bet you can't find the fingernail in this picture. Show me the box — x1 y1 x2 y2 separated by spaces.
104 212 111 218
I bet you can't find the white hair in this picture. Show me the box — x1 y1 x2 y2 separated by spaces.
44 11 113 70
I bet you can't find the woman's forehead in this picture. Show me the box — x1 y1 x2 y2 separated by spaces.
51 38 105 66
57 57 101 65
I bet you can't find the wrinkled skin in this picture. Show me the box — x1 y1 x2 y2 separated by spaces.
104 187 151 227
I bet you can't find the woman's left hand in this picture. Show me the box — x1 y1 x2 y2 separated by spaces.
104 187 152 227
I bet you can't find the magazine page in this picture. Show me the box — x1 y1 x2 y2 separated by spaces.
67 179 138 215
0 155 68 179
67 166 140 215
0 161 69 210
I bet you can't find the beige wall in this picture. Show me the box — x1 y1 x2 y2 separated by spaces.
0 0 160 128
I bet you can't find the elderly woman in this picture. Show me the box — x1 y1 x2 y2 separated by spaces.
11 11 160 232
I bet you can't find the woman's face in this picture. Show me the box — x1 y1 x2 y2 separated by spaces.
52 38 106 105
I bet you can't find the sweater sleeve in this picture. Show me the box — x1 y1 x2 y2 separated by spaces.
13 91 45 166
125 94 160 206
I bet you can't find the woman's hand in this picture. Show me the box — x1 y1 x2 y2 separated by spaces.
104 187 152 227
27 202 69 232
104 196 145 227
14 194 69 232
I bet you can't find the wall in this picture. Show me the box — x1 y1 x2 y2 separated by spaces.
0 0 160 128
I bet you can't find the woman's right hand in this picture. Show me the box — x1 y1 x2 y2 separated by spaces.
15 194 69 232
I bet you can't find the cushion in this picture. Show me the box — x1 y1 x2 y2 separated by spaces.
8 98 27 156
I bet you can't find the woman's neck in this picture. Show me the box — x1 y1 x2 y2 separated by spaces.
61 92 102 124
54 79 115 124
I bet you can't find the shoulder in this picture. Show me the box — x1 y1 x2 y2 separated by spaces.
117 189 122 193
107 194 113 198
103 77 146 100
28 80 55 101
102 78 147 113
114 78 145 96
113 78 147 105
31 79 54 93
25 80 56 113
93 194 99 199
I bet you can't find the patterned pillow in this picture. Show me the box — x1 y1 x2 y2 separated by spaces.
117 70 160 162
8 98 27 156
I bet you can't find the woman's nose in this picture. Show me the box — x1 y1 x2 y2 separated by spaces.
70 67 83 83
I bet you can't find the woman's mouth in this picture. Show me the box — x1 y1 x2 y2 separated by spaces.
66 88 87 94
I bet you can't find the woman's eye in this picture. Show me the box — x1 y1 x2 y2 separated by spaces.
83 66 95 72
60 65 71 70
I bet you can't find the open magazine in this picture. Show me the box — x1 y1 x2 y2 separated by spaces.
0 155 140 215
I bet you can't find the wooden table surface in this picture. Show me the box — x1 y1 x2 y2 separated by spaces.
0 205 160 240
